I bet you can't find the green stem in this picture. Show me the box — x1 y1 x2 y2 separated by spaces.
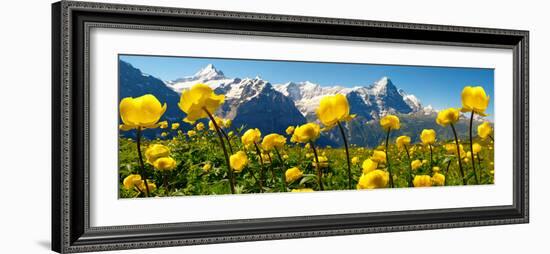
488 134 494 142
429 144 434 171
310 141 324 191
450 123 466 185
204 109 235 194
266 152 276 185
337 121 352 189
444 159 452 186
220 128 234 154
274 147 287 191
385 129 394 188
404 144 413 187
469 111 479 184
253 142 265 192
135 128 150 197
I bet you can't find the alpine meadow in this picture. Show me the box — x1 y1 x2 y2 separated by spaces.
117 55 495 198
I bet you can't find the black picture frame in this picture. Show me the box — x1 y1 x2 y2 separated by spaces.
51 1 529 253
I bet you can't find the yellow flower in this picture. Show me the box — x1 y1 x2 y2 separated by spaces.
444 143 466 158
362 159 378 174
153 156 177 171
223 119 232 128
283 154 289 160
203 163 212 172
411 159 422 170
208 116 224 131
292 123 321 143
187 130 196 137
396 135 411 150
258 153 272 164
413 175 432 187
159 121 168 129
291 188 314 192
145 144 170 165
178 83 225 123
478 121 493 139
305 153 313 159
472 143 482 154
137 181 157 193
241 128 262 148
123 174 142 189
432 173 445 186
420 129 436 145
261 133 287 151
422 159 428 165
195 122 205 131
305 143 311 149
371 150 386 163
312 156 329 168
229 151 248 172
285 167 303 183
461 86 490 115
351 156 360 165
432 166 440 172
171 123 180 130
316 94 355 129
436 108 460 127
286 126 295 135
161 132 168 137
380 115 400 131
357 170 389 189
119 94 167 130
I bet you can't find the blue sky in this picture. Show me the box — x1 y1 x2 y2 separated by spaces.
120 54 494 116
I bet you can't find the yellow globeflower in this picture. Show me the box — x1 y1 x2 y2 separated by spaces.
223 119 232 128
286 126 295 135
123 174 142 189
178 83 225 123
161 132 168 137
187 130 196 137
413 175 432 187
203 163 212 172
371 150 387 163
241 128 262 148
145 144 170 165
436 108 460 127
283 154 289 160
292 123 321 143
137 181 157 193
312 156 329 168
478 121 493 139
261 133 287 151
195 122 205 131
411 159 422 170
396 135 411 150
208 116 224 131
420 129 436 145
380 114 400 131
285 167 304 183
159 121 168 129
357 170 389 189
171 123 180 130
153 157 177 171
351 156 360 165
119 94 167 130
229 151 248 172
432 166 440 173
432 173 445 186
461 86 490 115
445 143 466 158
472 143 482 154
291 188 314 192
316 94 355 128
362 159 378 174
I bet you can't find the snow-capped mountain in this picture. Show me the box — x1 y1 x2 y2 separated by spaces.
121 60 487 146
166 64 237 93
274 76 421 121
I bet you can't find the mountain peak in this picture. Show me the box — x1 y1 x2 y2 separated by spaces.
193 64 225 80
371 76 398 95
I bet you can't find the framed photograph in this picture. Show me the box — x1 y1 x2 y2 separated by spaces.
52 1 529 253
